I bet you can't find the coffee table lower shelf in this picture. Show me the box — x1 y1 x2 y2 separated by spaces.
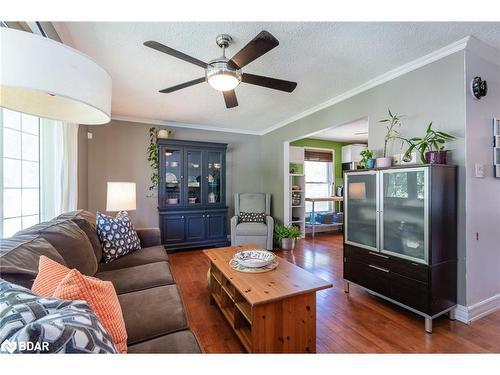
209 263 317 353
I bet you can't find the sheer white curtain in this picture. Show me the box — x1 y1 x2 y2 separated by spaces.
40 119 79 221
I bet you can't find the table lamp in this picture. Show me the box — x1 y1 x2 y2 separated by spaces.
106 182 137 215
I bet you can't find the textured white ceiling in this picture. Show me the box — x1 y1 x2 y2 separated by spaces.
53 22 500 133
310 117 368 143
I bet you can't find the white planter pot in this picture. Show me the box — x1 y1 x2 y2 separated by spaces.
376 157 392 168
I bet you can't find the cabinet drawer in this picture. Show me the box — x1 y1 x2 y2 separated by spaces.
344 257 390 296
390 272 430 314
344 245 390 269
389 256 429 284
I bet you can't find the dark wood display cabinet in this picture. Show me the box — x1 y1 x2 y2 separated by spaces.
343 165 457 333
157 139 229 251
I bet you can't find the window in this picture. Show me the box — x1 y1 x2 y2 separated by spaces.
1 109 40 237
305 160 333 213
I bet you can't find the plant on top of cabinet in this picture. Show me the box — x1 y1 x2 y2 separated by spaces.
378 109 406 167
359 149 375 169
147 127 159 192
403 122 456 164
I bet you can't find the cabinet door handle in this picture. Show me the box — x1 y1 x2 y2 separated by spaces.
206 215 210 218
369 252 389 259
368 264 390 273
181 216 185 219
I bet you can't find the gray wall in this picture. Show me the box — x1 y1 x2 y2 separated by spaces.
260 52 467 304
77 124 88 210
83 120 262 228
465 41 500 306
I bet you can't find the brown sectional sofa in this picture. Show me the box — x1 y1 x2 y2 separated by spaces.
0 210 201 353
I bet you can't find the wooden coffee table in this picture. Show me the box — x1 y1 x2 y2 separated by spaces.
204 245 332 353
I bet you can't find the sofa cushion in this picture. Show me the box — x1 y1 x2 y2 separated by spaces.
0 279 117 354
31 256 71 297
54 269 128 353
118 285 188 345
238 211 266 224
0 235 66 289
96 212 141 263
95 262 174 294
128 330 201 354
235 222 268 236
15 219 97 276
97 246 168 272
56 210 103 262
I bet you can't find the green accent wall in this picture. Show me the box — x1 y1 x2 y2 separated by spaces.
290 138 348 187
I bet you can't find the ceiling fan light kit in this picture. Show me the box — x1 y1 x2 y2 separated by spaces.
144 30 297 108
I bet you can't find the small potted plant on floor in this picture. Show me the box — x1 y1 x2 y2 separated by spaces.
403 122 456 164
274 224 301 251
378 109 405 168
359 149 376 169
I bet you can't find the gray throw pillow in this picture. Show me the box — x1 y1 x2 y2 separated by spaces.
96 211 141 263
0 279 117 354
238 212 266 224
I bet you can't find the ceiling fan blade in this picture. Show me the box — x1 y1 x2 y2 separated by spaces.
223 90 238 108
228 30 279 69
159 77 206 93
144 40 208 69
242 73 297 93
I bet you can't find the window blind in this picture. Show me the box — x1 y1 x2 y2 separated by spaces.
304 150 333 162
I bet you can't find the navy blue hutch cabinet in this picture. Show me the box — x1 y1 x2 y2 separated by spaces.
157 139 229 251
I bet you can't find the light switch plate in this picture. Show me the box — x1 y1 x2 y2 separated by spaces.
87 132 93 140
475 163 485 178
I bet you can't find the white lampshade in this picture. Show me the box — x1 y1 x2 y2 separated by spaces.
0 27 111 125
349 182 366 200
106 182 136 212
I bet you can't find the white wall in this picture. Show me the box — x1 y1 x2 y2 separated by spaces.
464 39 500 311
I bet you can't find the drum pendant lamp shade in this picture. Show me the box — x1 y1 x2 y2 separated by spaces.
0 27 111 125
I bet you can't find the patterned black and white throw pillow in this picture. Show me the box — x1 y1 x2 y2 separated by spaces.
238 212 266 224
96 211 141 263
0 279 117 354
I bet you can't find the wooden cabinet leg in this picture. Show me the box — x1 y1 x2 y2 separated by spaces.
344 280 350 293
425 317 432 333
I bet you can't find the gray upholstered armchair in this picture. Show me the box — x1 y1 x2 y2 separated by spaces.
230 193 274 250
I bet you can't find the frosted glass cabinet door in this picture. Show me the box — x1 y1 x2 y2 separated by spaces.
345 171 378 250
381 168 428 263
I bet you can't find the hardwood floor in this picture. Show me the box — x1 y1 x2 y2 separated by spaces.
168 232 500 353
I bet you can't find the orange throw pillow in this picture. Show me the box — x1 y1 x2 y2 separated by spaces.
54 269 128 353
32 256 71 297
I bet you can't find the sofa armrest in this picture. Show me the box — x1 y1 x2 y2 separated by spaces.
136 228 161 248
265 216 274 250
230 216 239 245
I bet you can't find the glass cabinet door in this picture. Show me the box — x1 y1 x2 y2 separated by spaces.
206 151 223 205
380 168 428 264
162 147 182 207
185 149 202 206
345 171 378 250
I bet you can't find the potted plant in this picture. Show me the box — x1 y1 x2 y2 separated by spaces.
378 109 404 167
359 149 375 169
274 224 301 251
403 122 456 164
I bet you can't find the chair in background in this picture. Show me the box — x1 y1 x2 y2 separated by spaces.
230 193 274 250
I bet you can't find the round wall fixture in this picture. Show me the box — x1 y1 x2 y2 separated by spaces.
0 27 111 125
470 76 488 100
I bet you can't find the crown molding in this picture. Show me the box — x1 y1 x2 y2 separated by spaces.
111 115 262 136
260 36 471 135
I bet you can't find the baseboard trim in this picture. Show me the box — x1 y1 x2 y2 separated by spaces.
455 293 500 324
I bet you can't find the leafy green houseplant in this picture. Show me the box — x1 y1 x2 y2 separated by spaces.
274 224 301 251
378 109 405 167
403 122 456 164
359 149 374 168
147 127 159 192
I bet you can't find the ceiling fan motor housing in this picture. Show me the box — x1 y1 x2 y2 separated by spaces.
206 57 242 84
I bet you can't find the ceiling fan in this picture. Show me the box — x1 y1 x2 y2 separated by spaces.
144 31 297 109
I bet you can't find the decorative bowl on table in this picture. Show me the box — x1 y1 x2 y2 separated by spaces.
233 249 275 268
